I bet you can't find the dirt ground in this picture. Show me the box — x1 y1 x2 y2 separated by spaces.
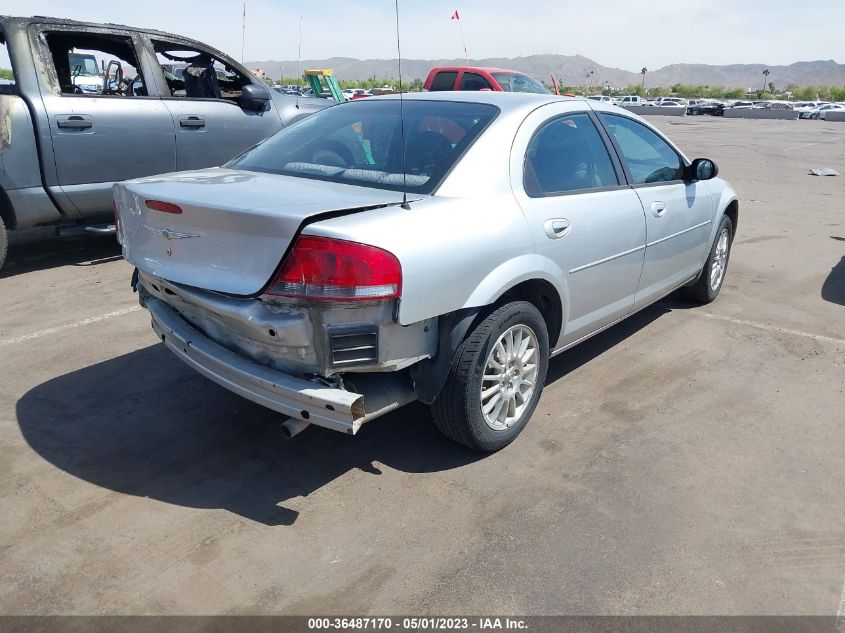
0 116 843 615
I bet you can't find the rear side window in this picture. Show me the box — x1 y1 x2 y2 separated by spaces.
491 72 548 94
231 99 499 195
600 114 684 184
152 39 253 102
0 33 15 92
460 72 491 91
524 113 619 196
429 71 457 91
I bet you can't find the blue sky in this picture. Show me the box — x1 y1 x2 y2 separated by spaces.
2 0 842 71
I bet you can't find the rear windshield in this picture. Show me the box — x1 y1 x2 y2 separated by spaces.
230 99 499 194
491 72 548 94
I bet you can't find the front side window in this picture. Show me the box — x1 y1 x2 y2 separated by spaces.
42 31 146 96
460 72 491 91
231 99 498 195
524 113 618 196
491 72 548 94
600 114 684 184
429 71 457 91
153 40 252 102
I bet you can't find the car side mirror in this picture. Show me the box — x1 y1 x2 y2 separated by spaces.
689 158 718 181
240 84 271 111
104 60 123 94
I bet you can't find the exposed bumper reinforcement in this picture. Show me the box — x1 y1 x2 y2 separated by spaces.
146 297 415 434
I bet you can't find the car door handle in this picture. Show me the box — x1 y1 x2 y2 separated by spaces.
651 201 667 218
544 218 571 239
179 116 206 128
57 116 92 129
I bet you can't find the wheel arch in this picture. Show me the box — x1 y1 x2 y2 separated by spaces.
412 275 566 405
496 278 563 349
723 199 738 234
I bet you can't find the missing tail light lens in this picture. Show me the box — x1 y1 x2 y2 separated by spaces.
265 236 401 301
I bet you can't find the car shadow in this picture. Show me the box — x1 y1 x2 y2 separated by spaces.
1 234 122 278
16 297 677 526
821 239 845 306
545 300 672 384
16 343 482 526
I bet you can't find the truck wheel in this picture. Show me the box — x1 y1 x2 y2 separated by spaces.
685 214 733 304
0 215 7 273
430 301 549 452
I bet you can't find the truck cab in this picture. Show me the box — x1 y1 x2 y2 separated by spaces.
68 52 103 94
0 15 327 272
423 66 549 94
617 95 646 106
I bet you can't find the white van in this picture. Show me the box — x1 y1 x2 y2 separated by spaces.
618 95 646 106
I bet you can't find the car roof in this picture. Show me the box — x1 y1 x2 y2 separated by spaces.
428 66 527 75
370 90 578 115
1 15 229 55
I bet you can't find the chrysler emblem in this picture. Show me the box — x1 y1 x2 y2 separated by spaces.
143 224 200 240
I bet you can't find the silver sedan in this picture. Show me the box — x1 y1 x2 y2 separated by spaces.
114 92 738 451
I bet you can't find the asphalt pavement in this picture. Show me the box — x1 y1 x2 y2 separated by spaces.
0 116 843 615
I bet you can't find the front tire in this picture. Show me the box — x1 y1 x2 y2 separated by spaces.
685 214 733 304
430 301 549 452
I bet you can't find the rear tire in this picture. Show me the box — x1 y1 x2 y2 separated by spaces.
430 301 549 452
0 215 7 273
685 214 733 304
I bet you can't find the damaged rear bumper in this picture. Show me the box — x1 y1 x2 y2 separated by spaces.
146 297 416 434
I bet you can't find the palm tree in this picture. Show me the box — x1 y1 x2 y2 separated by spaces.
640 67 647 90
761 68 770 92
586 69 595 91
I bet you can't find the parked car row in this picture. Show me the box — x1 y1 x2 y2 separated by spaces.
581 95 845 119
794 101 845 119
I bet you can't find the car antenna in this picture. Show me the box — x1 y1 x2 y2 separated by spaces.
295 15 302 109
395 0 410 210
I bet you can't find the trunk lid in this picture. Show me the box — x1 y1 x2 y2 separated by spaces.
114 167 418 295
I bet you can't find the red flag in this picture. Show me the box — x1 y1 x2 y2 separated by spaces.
451 9 460 20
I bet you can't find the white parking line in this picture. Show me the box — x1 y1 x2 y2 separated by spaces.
0 306 142 347
694 312 845 347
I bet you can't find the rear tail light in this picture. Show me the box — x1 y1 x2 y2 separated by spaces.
265 236 401 301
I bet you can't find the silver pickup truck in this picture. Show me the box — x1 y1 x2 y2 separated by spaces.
0 15 325 271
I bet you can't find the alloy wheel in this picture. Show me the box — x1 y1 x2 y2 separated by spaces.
480 325 539 430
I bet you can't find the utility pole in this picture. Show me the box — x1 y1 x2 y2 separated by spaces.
297 16 303 82
241 1 246 63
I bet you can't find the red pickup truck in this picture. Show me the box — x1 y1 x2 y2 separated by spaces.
423 66 549 94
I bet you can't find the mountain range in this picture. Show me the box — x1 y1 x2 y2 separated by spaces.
246 55 845 88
